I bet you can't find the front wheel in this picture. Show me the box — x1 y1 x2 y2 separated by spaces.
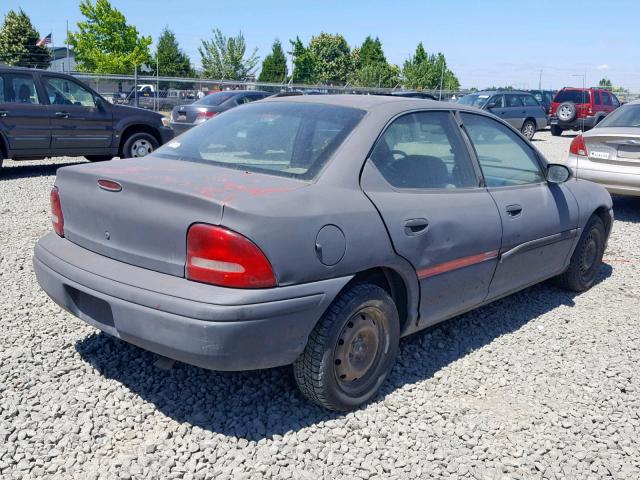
521 119 536 140
121 132 159 159
293 283 400 411
554 215 606 292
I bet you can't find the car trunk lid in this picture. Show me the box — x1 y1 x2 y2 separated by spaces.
55 157 305 277
171 105 220 124
584 129 640 167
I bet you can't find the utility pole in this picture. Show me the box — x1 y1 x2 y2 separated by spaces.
538 69 542 90
439 60 445 100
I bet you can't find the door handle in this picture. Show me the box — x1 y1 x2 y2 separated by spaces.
506 204 523 217
55 111 70 118
0 110 8 117
403 218 429 236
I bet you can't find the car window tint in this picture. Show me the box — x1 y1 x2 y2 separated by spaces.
521 95 539 106
489 95 505 108
0 74 40 104
506 95 524 107
594 91 601 105
44 77 96 107
602 92 613 106
554 90 590 104
461 113 544 187
370 111 478 190
154 102 365 179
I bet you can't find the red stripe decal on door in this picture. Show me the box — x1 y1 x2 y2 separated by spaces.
417 250 499 279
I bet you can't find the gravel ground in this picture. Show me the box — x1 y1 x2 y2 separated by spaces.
1 130 639 479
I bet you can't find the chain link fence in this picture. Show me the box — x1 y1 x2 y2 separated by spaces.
72 73 465 112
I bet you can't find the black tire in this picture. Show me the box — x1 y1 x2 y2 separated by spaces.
521 119 536 140
555 215 606 292
557 101 577 122
85 155 113 162
550 125 563 136
121 132 159 159
0 150 3 174
293 283 400 411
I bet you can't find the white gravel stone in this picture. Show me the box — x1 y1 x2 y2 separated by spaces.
1 130 639 479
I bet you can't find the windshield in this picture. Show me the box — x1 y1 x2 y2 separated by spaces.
194 92 235 106
457 94 490 107
554 90 590 104
597 104 640 128
154 102 365 179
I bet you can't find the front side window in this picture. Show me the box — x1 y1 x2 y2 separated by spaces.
44 77 96 107
602 92 613 106
370 111 478 189
461 113 544 187
0 74 41 104
154 101 365 179
612 95 620 108
488 95 505 108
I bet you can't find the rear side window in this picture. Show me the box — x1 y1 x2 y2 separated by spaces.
554 90 590 104
154 102 365 179
461 113 544 187
594 91 601 105
521 95 539 106
370 111 479 189
506 95 523 107
0 74 41 104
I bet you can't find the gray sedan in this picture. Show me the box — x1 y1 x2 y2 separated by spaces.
457 90 547 140
34 95 612 411
563 100 640 196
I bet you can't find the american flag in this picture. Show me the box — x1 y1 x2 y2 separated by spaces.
36 33 52 47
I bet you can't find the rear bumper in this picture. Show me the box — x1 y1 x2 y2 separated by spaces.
549 115 598 130
33 233 351 371
564 154 640 196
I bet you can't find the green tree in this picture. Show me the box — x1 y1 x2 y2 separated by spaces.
599 78 612 91
199 29 259 80
0 9 50 68
153 27 193 78
307 33 352 85
402 42 459 91
289 36 316 84
358 36 386 68
258 39 287 83
68 0 152 74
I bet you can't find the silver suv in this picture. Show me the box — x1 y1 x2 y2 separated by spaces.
457 90 547 140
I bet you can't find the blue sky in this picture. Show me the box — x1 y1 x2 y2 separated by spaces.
5 0 640 90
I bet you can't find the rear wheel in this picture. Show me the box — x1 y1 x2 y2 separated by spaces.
121 132 159 159
293 283 400 411
521 119 536 140
85 155 113 162
555 215 606 292
550 125 563 136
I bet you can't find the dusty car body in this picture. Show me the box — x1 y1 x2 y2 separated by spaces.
34 95 613 411
563 100 640 196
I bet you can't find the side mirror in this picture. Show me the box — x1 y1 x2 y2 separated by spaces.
547 164 571 184
485 102 497 111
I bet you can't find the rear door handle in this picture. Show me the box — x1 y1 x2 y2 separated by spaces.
0 110 8 117
403 218 429 236
506 204 523 217
55 111 70 118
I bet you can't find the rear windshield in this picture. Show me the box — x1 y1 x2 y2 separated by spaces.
457 94 490 107
154 102 365 179
194 92 235 106
597 104 640 128
554 90 590 104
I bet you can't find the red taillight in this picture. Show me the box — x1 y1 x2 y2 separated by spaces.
570 134 588 157
195 111 217 123
186 224 276 288
50 186 64 237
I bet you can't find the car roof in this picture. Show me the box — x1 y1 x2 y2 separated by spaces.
471 90 533 95
264 93 481 114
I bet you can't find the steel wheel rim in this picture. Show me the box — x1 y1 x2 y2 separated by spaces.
579 229 602 282
333 307 386 392
131 139 153 157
